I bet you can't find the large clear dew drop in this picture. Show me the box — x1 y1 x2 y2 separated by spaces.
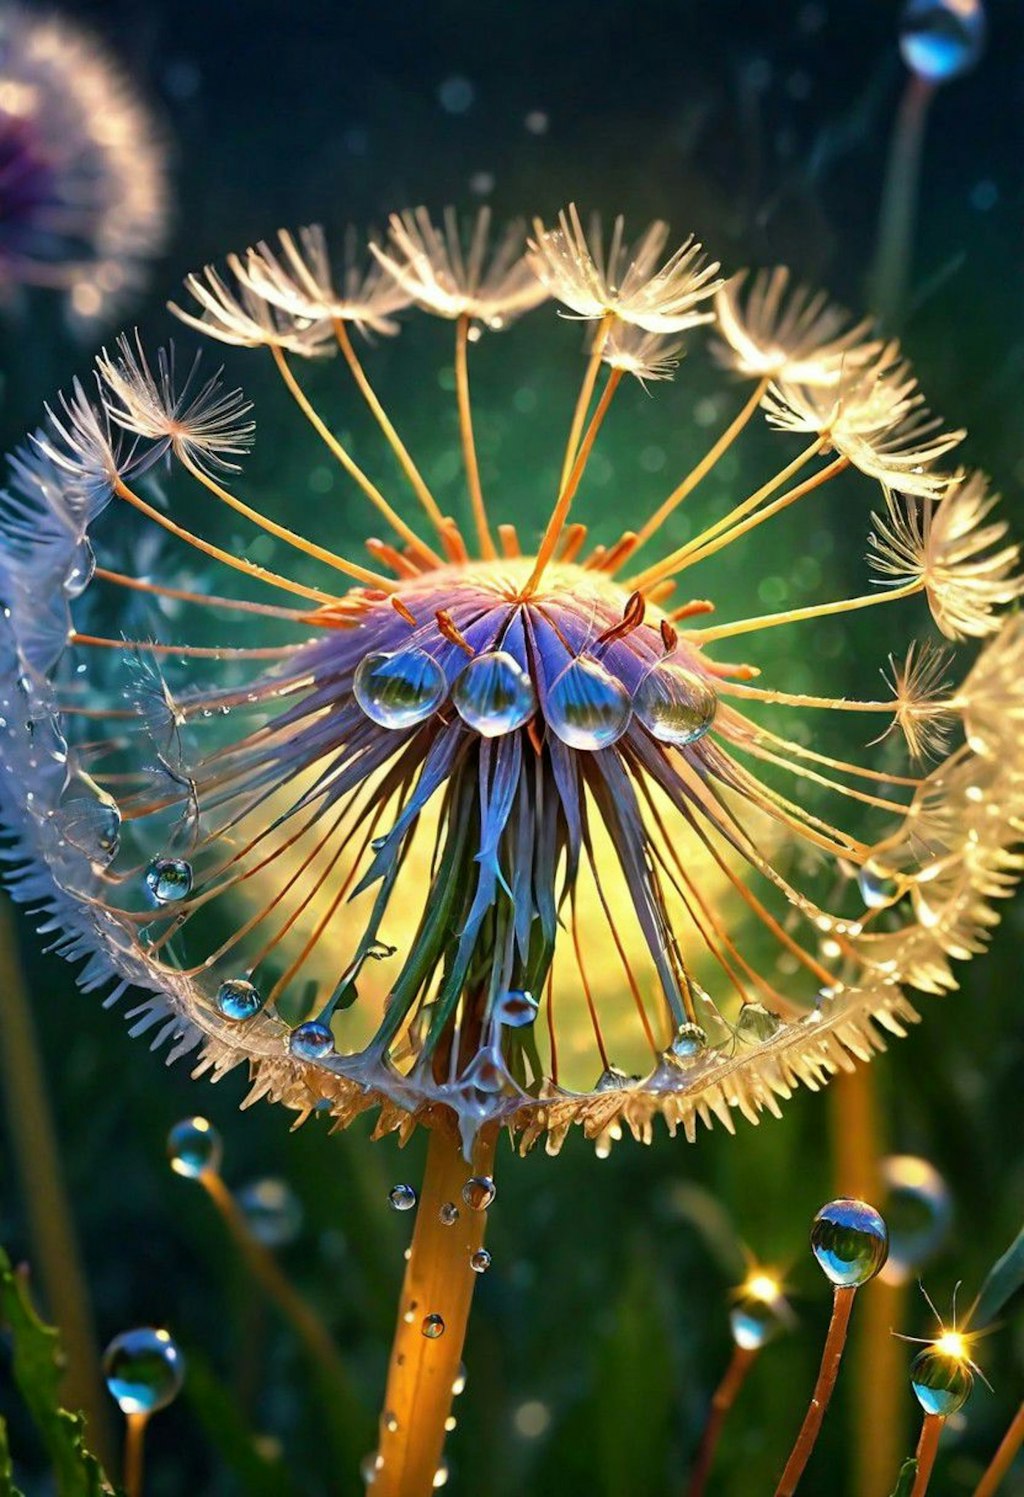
103 1327 185 1414
288 1020 336 1060
354 649 447 729
145 856 193 904
452 650 536 736
910 1346 974 1416
546 655 631 750
810 1198 889 1286
215 977 264 1022
632 658 717 746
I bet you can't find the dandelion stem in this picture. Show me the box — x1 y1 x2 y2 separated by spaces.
334 318 449 541
94 567 310 623
374 1125 497 1497
269 344 443 568
632 376 770 555
559 310 615 493
973 1400 1024 1497
524 367 623 595
122 1412 148 1497
910 1413 944 1497
774 1285 857 1496
687 1343 759 1497
696 580 922 642
454 312 496 559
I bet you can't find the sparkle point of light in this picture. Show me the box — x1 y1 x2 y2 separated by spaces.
744 1271 782 1305
934 1330 969 1360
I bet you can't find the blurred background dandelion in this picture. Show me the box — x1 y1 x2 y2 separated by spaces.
0 1 1022 1494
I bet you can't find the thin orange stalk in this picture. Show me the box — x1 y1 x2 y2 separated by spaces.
558 310 615 492
454 312 496 559
775 1285 857 1496
122 1412 148 1497
270 344 443 568
687 1344 759 1497
911 1414 944 1497
720 681 897 714
524 367 623 596
70 632 294 661
112 476 346 605
374 1125 497 1497
627 438 824 590
696 580 922 643
334 318 449 541
973 1400 1024 1497
632 375 770 556
94 567 309 623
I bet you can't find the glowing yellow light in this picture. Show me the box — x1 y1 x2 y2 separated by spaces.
744 1272 782 1305
934 1331 968 1361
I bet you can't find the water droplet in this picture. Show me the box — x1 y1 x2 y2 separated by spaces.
167 1116 222 1179
421 1313 445 1339
433 1462 449 1488
354 649 447 729
669 1022 708 1060
910 1346 974 1416
287 1021 335 1060
439 1202 460 1226
735 1002 782 1043
144 856 193 904
452 651 536 736
880 1156 952 1286
810 1198 889 1286
215 977 264 1022
470 1248 492 1274
546 655 631 750
64 540 96 598
594 1066 638 1091
237 1178 303 1247
899 0 985 83
857 858 901 909
389 1183 417 1212
360 1451 383 1484
384 1411 399 1434
103 1328 185 1414
633 659 717 745
729 1292 787 1351
495 989 539 1027
452 1363 467 1395
462 1176 496 1211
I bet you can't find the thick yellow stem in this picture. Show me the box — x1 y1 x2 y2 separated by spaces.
374 1124 497 1496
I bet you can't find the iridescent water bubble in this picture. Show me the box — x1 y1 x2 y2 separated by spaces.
144 856 193 904
354 649 447 730
632 659 718 745
103 1327 185 1414
237 1178 303 1247
287 1020 335 1060
470 1248 492 1274
546 655 631 749
452 651 536 736
880 1155 953 1286
735 1002 782 1043
215 977 263 1022
899 0 986 83
668 1023 708 1061
167 1116 222 1179
462 1176 496 1211
857 858 901 910
388 1183 417 1212
421 1313 445 1339
910 1344 974 1416
494 988 539 1027
810 1198 889 1286
439 1202 460 1226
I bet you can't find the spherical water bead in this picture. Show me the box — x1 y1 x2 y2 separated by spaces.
857 858 901 910
594 1065 638 1091
215 977 263 1022
880 1156 953 1286
452 651 536 737
388 1183 417 1212
633 659 717 746
421 1313 445 1339
354 649 447 730
287 1020 335 1060
899 0 985 83
462 1176 496 1211
167 1116 222 1179
470 1248 492 1274
910 1345 974 1416
439 1202 460 1226
735 1002 782 1043
669 1023 707 1061
237 1178 303 1247
144 856 193 904
810 1198 889 1287
730 1295 784 1351
103 1328 185 1414
546 655 631 750
495 989 539 1027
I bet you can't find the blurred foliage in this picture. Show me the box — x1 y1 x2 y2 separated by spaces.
1 0 1023 1493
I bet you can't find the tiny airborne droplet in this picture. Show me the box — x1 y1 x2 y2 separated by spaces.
388 1183 417 1212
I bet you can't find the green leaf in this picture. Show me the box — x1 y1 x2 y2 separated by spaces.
0 1246 113 1496
970 1218 1024 1329
0 1413 27 1497
182 1349 295 1497
889 1457 918 1496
